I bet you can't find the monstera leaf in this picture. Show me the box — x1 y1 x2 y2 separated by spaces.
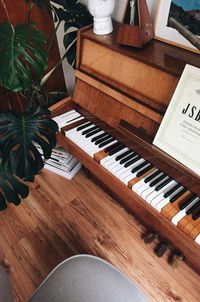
0 22 48 92
51 0 92 68
0 106 58 181
0 155 29 210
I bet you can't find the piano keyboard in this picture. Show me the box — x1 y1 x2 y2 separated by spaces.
54 110 200 245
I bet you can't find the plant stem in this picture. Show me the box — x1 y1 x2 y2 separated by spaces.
41 43 74 86
0 0 13 25
27 1 34 25
47 20 61 54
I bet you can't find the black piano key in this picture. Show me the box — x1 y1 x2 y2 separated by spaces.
98 137 115 148
163 183 182 198
95 134 112 145
170 188 187 203
179 193 197 210
116 149 132 161
66 115 82 123
155 177 172 192
192 209 200 221
186 199 200 215
82 125 98 135
85 128 101 138
77 121 92 131
144 169 161 184
149 173 166 187
136 164 154 177
91 132 108 142
109 145 125 156
105 142 121 153
120 152 136 165
131 161 149 173
124 155 140 168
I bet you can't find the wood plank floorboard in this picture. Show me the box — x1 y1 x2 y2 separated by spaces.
0 169 200 302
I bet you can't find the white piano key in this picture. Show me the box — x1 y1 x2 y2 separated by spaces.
65 123 96 141
58 116 85 130
195 234 200 245
100 147 128 166
122 163 151 185
155 186 184 212
119 158 145 180
146 180 177 204
131 169 158 191
150 181 178 208
53 109 78 123
85 140 118 157
115 157 141 178
171 197 199 225
141 176 169 201
111 163 127 175
120 160 147 184
54 111 82 129
136 172 164 196
106 161 121 171
79 131 105 147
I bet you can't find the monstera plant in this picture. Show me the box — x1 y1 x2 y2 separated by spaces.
0 0 92 210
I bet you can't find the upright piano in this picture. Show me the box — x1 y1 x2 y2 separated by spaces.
50 23 200 275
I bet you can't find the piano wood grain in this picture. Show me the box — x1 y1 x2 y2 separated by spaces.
50 23 200 277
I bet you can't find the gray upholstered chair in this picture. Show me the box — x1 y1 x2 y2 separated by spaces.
0 265 13 302
1 254 149 302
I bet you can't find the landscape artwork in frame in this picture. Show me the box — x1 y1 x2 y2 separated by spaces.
155 0 200 53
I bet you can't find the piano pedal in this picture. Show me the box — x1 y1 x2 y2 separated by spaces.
143 231 159 244
155 241 171 258
170 253 184 271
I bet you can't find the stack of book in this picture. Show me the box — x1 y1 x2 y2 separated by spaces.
36 145 81 180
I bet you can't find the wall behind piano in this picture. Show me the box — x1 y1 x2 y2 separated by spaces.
55 0 158 93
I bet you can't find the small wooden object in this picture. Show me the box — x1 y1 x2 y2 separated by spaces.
117 0 154 48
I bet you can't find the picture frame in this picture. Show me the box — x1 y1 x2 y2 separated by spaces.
153 64 200 176
154 0 200 53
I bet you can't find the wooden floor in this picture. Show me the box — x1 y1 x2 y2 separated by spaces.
0 169 200 302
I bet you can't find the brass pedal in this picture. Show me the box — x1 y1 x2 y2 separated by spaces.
143 231 159 244
171 253 184 271
156 242 171 257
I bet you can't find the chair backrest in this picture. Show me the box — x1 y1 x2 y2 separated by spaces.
0 265 13 302
29 254 149 302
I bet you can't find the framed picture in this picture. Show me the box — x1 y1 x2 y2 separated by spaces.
154 0 200 53
153 64 200 176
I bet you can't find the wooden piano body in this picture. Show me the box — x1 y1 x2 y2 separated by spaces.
51 23 200 276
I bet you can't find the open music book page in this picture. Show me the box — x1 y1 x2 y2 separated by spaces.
153 64 200 176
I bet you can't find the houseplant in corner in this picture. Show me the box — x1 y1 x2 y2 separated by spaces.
0 0 92 210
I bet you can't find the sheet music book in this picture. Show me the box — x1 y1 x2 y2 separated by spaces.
153 64 200 176
35 145 81 180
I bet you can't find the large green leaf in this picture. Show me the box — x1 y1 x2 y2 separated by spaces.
0 155 29 210
0 22 48 92
51 0 92 67
0 106 58 181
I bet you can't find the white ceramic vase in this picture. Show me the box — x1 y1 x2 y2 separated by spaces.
88 0 115 35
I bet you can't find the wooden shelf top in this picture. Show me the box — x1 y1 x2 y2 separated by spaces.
80 22 200 77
